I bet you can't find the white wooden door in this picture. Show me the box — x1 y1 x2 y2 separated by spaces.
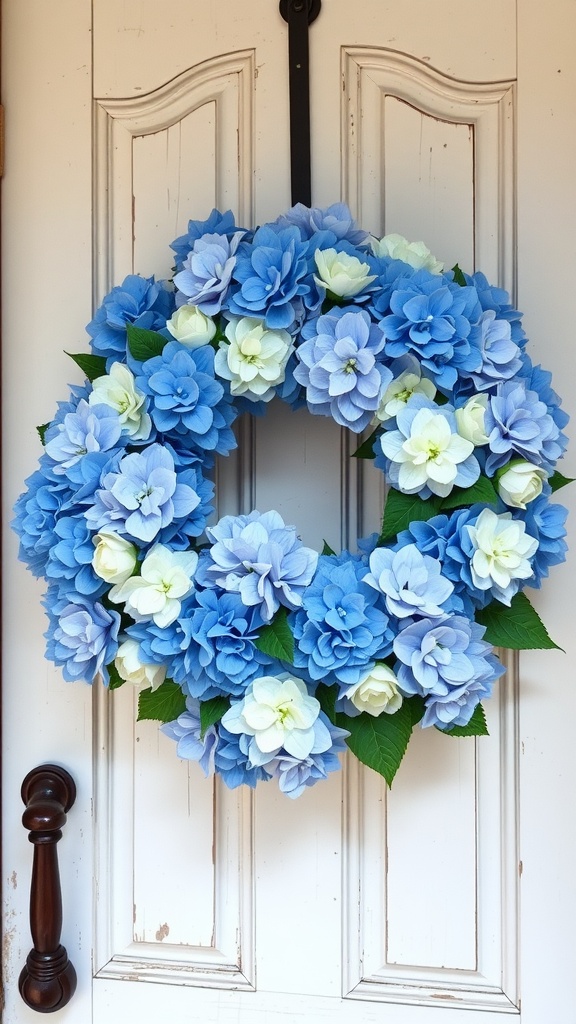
3 1 575 1022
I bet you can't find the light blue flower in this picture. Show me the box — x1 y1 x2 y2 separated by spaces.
464 271 527 349
46 514 105 596
12 467 71 577
292 554 394 688
45 400 123 474
161 697 219 775
464 310 522 390
85 443 201 543
227 224 310 330
173 231 245 314
136 341 237 455
380 271 482 387
170 209 245 271
268 714 350 798
87 275 174 363
484 379 564 475
515 491 568 588
44 587 121 685
293 307 392 432
393 615 504 728
214 726 273 790
363 544 454 619
272 202 369 244
197 510 318 622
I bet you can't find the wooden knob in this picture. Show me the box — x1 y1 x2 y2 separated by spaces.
19 765 77 1013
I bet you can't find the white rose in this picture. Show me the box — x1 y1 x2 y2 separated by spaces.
314 248 376 298
455 395 490 446
345 664 403 717
166 304 217 347
373 368 436 424
89 362 151 441
214 317 293 402
496 460 548 509
92 531 137 584
110 544 198 628
115 638 166 691
370 233 444 274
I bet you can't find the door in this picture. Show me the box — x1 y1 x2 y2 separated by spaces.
3 1 575 1021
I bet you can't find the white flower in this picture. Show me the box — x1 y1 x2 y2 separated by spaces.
166 304 216 348
222 675 321 759
89 362 151 440
455 394 490 446
92 530 137 584
115 638 166 691
496 460 548 509
466 508 538 595
214 317 293 402
345 664 403 717
373 367 436 424
313 248 376 298
110 544 198 628
370 232 444 274
382 407 474 497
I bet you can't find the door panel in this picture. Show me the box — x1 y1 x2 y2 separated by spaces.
3 1 575 1022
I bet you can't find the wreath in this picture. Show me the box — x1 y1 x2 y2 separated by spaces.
13 203 571 796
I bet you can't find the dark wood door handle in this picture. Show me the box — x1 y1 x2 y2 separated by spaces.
19 765 77 1013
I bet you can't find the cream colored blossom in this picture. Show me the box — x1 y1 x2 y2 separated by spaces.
214 317 293 401
166 304 216 347
496 460 547 509
314 248 376 298
115 638 166 691
89 362 151 440
92 531 137 585
110 544 198 628
370 232 444 274
345 664 403 717
455 395 490 446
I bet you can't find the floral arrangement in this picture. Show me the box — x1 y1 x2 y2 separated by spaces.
13 203 571 797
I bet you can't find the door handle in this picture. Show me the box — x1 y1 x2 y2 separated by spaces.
19 765 77 1013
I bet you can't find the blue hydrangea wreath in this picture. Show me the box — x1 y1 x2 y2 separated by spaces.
13 203 571 797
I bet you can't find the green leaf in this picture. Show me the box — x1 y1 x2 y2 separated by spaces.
336 700 414 786
137 680 186 723
406 694 426 726
549 470 575 493
380 489 443 541
127 323 167 361
476 591 563 651
315 682 338 723
36 423 50 445
107 662 125 691
441 475 499 511
254 606 295 663
65 352 107 382
440 703 489 737
451 263 467 287
200 696 230 737
352 428 380 459
321 540 336 556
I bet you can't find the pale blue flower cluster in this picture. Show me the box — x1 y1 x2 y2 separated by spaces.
12 203 570 793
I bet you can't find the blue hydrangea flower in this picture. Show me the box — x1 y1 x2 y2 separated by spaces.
484 379 564 475
44 587 121 685
517 355 570 440
464 271 527 349
87 275 174 363
136 341 237 455
293 307 391 431
393 614 505 728
380 271 481 389
214 725 273 789
464 310 522 390
45 514 105 596
85 443 201 543
363 544 454 619
170 209 245 271
292 554 394 688
272 202 369 245
161 697 219 775
173 231 245 314
44 400 123 474
156 463 214 549
197 510 318 622
12 468 72 577
268 714 350 798
227 224 310 329
513 491 568 587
